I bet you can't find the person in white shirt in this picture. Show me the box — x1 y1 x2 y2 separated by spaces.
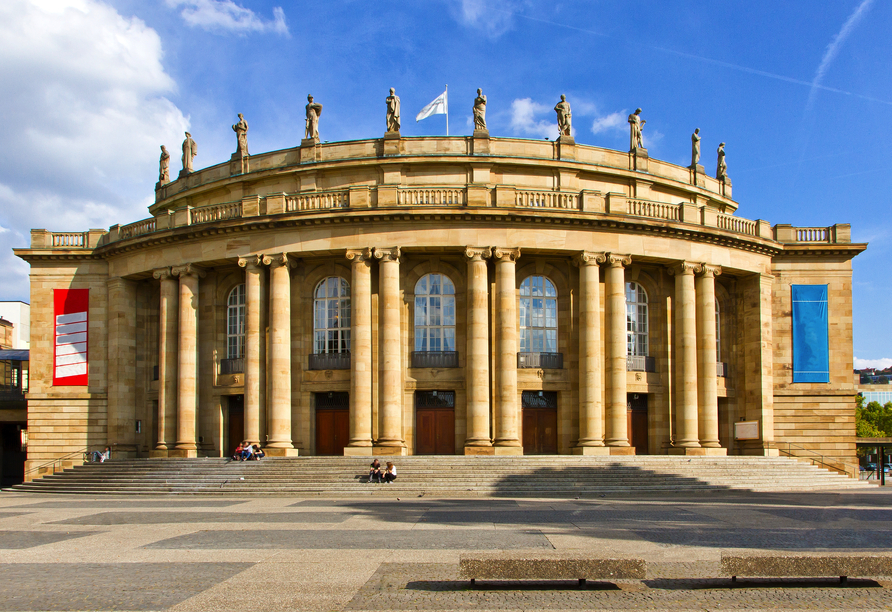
383 461 397 484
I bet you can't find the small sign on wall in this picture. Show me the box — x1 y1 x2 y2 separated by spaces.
734 420 760 440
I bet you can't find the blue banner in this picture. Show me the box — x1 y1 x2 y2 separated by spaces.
792 284 829 383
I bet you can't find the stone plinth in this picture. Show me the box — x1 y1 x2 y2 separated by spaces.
230 152 248 175
383 131 401 156
556 134 576 160
300 138 319 164
630 147 648 172
472 130 490 155
572 446 611 455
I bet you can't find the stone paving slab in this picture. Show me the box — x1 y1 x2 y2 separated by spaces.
51 511 353 525
0 531 100 549
20 500 244 509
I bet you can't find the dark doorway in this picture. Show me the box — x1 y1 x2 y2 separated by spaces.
522 391 558 454
315 392 349 456
0 423 26 487
627 393 648 454
415 391 455 455
227 395 244 456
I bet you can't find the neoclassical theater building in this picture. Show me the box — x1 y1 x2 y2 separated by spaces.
15 126 865 476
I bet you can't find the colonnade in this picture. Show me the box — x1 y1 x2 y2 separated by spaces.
148 248 724 456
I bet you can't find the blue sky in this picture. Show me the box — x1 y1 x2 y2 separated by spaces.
0 0 890 366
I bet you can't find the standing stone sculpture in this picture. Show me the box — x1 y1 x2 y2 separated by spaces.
305 95 323 140
386 88 401 133
691 128 701 167
716 142 727 180
473 88 487 131
232 114 249 157
554 94 572 137
628 108 645 150
158 145 170 184
181 132 197 175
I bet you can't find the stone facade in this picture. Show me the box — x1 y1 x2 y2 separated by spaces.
14 135 865 478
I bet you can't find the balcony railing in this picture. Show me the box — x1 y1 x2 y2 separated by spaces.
517 352 563 369
309 352 350 370
717 362 728 378
626 355 656 372
411 351 459 368
220 358 245 374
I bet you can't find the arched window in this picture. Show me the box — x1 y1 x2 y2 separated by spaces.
314 277 350 354
625 282 648 357
519 275 558 353
227 284 246 359
414 273 456 352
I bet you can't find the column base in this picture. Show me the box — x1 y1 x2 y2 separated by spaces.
149 450 170 458
464 446 495 456
609 446 636 456
264 448 300 457
493 446 524 456
668 447 710 456
374 445 408 456
343 446 373 457
572 446 611 455
167 449 198 458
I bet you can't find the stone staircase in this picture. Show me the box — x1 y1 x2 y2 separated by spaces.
5 455 872 496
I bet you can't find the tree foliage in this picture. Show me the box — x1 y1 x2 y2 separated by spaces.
855 395 892 438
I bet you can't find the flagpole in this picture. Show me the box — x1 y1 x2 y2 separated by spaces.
445 84 449 136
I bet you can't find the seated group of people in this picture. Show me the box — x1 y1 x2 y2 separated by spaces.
232 442 265 461
368 459 397 483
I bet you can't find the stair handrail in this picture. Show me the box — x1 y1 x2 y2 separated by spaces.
768 441 859 479
22 446 108 478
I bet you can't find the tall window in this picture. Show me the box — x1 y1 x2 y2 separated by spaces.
626 282 648 357
227 284 246 359
414 274 456 351
715 299 721 362
519 275 557 353
314 277 351 354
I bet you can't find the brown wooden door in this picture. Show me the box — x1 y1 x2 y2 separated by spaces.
628 393 648 454
316 409 349 455
521 391 558 454
227 395 244 456
416 409 455 455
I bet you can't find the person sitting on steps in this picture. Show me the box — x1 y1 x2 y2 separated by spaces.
383 461 397 484
369 458 383 483
251 444 265 460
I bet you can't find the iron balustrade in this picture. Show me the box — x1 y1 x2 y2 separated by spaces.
220 358 245 374
411 351 459 368
308 352 351 370
626 355 656 372
517 352 563 369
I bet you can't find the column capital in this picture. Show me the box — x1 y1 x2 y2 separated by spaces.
464 246 492 262
237 254 263 270
668 261 701 276
152 267 173 281
698 263 722 278
574 251 606 267
373 246 401 263
262 252 294 268
171 264 206 279
491 246 521 263
346 248 373 263
605 253 631 268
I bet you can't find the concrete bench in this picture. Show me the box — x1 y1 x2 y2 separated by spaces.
459 552 646 586
722 551 892 583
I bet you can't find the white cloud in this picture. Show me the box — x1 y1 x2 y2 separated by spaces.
166 0 289 36
0 0 189 301
855 357 892 370
509 98 560 139
591 111 626 135
447 0 526 38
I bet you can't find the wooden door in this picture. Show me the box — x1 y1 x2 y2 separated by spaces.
315 392 350 456
416 409 455 455
227 395 244 456
521 391 558 454
627 393 648 454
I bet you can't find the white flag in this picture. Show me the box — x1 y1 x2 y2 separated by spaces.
416 89 448 121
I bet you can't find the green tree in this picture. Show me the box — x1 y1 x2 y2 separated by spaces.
855 396 892 438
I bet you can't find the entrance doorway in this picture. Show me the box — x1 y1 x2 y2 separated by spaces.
226 395 244 456
627 393 648 454
0 423 26 487
415 391 455 455
315 392 349 456
522 391 558 454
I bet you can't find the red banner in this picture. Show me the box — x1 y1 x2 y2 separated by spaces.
53 289 89 386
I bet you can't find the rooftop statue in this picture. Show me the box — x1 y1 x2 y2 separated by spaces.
716 142 728 180
158 145 170 184
554 94 572 136
691 128 701 167
305 95 323 140
386 88 401 133
629 108 645 150
181 132 197 174
473 88 487 131
232 113 249 157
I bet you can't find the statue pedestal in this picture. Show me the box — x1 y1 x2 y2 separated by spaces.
230 152 249 176
720 175 732 198
556 134 576 161
177 169 191 180
630 147 648 172
472 129 490 155
300 138 319 164
689 164 706 187
382 131 401 156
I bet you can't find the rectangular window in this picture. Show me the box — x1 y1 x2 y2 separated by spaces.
792 284 829 383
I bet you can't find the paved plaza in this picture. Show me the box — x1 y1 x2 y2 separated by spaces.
0 489 891 611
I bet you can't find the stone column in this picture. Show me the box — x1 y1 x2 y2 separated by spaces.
263 253 297 455
697 264 723 450
605 253 632 450
670 261 701 450
107 277 138 455
464 247 492 452
574 251 608 454
171 264 204 457
152 268 178 453
492 247 522 453
374 247 405 451
238 255 263 445
345 248 373 455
